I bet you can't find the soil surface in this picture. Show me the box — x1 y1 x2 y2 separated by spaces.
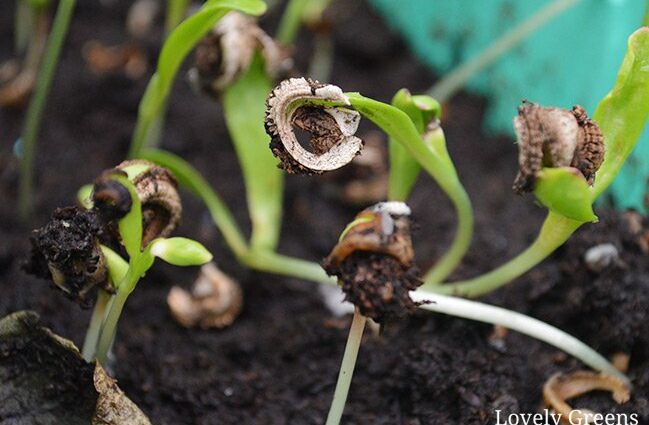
1 1 648 424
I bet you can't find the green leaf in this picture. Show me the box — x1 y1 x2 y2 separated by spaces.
99 245 128 289
112 175 143 259
149 237 213 266
388 89 442 201
223 54 283 252
76 184 93 209
592 27 649 200
346 92 458 196
534 167 597 223
129 0 267 157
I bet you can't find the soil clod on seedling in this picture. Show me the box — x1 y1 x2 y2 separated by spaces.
323 202 423 322
512 101 604 193
23 206 111 305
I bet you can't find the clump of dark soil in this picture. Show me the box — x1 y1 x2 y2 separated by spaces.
24 206 108 305
325 251 422 321
0 0 648 424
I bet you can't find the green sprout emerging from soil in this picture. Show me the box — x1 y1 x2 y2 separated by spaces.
18 0 76 220
26 161 212 365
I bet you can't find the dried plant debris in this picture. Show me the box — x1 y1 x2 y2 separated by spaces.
265 77 363 174
0 14 48 108
512 102 604 193
93 364 151 425
0 311 150 425
322 202 423 321
94 160 182 247
168 262 243 329
23 206 111 306
543 371 630 424
82 41 147 80
191 11 291 95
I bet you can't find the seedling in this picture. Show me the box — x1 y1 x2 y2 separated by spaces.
320 203 628 425
18 0 76 220
321 201 420 425
427 27 649 296
127 0 267 157
26 161 212 364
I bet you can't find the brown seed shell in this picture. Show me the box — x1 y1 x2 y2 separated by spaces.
116 160 182 247
192 11 291 95
265 77 363 174
167 262 243 329
512 102 604 193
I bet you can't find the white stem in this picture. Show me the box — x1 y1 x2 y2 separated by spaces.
411 290 630 386
326 309 367 425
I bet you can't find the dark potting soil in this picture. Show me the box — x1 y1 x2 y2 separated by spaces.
1 1 648 424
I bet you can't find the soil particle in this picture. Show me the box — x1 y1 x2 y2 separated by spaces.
23 206 109 306
326 252 422 321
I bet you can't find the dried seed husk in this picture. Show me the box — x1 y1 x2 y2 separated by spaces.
322 202 422 321
93 160 182 248
191 11 291 95
512 102 604 193
23 207 111 306
571 105 605 184
167 262 243 329
543 371 631 424
265 77 363 174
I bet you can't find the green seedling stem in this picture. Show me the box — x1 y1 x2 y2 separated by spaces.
18 0 76 220
92 174 212 364
81 244 129 361
222 55 284 252
165 0 190 33
412 290 629 385
140 148 334 284
325 309 367 425
345 93 474 285
276 0 309 44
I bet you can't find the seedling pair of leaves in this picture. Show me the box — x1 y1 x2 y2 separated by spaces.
83 165 212 364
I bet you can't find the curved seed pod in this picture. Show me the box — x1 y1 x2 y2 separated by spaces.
23 207 111 306
512 101 604 193
571 105 605 184
543 371 630 423
167 262 243 329
93 160 182 247
322 202 422 322
190 11 291 95
265 77 363 174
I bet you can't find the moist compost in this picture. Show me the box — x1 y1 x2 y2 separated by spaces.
1 0 648 424
324 251 422 321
